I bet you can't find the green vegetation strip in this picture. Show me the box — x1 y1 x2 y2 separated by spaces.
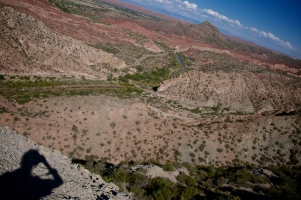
119 53 182 86
121 67 170 85
0 76 143 104
74 157 301 200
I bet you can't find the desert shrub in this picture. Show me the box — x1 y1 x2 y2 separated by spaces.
110 122 116 129
135 65 144 72
0 106 7 113
230 169 252 184
86 147 91 153
123 66 170 85
177 173 197 187
289 149 299 165
212 104 221 112
16 94 31 104
129 173 149 188
49 0 71 13
72 125 78 133
267 166 301 199
79 90 89 96
104 167 129 183
118 76 129 83
217 148 223 153
162 162 175 171
20 76 30 80
191 107 201 114
199 142 206 152
190 152 196 157
146 177 176 200
225 107 231 111
180 186 199 200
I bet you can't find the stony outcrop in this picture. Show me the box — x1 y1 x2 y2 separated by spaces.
131 164 189 183
0 126 132 200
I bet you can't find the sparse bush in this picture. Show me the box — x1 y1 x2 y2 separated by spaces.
198 142 206 152
191 107 201 114
162 162 175 171
110 122 116 129
190 152 196 157
72 125 78 133
217 148 223 153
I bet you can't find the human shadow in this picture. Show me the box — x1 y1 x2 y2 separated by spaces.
0 149 63 200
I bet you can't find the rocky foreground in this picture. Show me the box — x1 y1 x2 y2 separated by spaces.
0 126 132 200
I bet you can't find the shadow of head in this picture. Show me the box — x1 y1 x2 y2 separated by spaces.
21 149 45 171
0 149 63 200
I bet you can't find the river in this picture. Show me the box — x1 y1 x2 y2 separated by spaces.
169 54 185 79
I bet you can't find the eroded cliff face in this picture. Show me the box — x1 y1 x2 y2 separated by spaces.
158 70 301 114
0 6 125 78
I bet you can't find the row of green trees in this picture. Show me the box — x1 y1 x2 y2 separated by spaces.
122 67 170 85
73 157 301 200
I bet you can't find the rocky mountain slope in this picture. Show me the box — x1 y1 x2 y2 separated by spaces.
0 126 131 199
1 89 300 167
2 0 300 75
98 0 182 22
158 67 301 114
0 0 301 199
0 0 300 173
0 6 125 78
108 17 227 47
100 3 301 71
